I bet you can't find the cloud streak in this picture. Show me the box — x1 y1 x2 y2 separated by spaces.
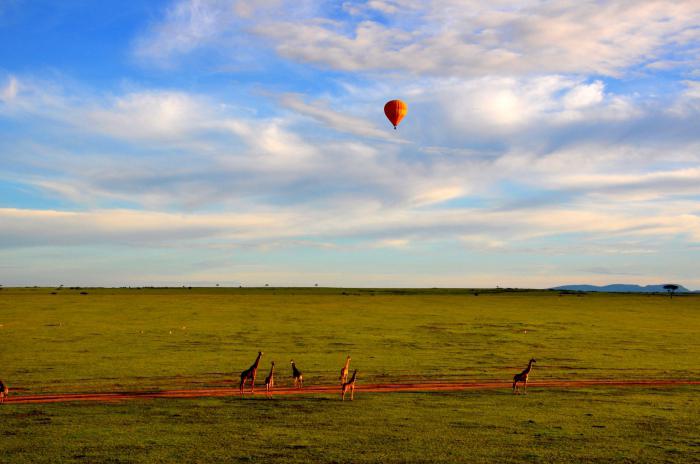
2 2 700 287
2 202 698 251
155 0 700 78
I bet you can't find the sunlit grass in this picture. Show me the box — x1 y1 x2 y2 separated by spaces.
1 287 698 394
1 287 698 462
2 388 699 463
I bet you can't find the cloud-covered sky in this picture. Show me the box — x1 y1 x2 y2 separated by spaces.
1 0 699 288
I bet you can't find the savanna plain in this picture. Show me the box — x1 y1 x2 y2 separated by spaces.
0 287 698 463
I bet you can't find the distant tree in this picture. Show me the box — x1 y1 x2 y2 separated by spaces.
663 284 680 299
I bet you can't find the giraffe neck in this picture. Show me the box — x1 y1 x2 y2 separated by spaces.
344 358 351 370
252 353 262 369
348 371 357 383
524 361 534 374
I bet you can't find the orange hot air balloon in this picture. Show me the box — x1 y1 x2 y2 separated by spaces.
384 99 407 129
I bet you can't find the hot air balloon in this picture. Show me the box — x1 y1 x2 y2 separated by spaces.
384 99 407 129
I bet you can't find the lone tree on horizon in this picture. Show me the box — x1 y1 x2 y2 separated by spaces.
663 284 679 299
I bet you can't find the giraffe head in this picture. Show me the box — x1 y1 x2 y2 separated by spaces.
530 358 536 363
271 361 275 366
258 351 264 356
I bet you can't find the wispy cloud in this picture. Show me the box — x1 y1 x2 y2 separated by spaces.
250 1 700 77
278 93 398 140
2 2 700 287
2 202 699 250
133 1 700 77
0 75 18 102
133 0 236 63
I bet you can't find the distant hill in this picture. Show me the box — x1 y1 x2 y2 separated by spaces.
552 284 691 293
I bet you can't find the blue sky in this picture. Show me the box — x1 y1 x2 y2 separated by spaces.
1 0 700 288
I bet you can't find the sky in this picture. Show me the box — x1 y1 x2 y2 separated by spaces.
1 0 699 288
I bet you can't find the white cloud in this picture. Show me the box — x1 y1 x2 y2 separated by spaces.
563 81 605 110
131 1 700 78
232 0 284 19
87 91 208 141
413 75 642 142
3 73 699 220
248 1 700 77
2 200 699 251
410 185 464 206
0 76 18 102
3 1 700 287
3 69 700 279
278 93 398 140
373 238 411 248
133 0 235 62
684 81 700 99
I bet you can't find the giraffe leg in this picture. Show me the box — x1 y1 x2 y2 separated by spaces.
350 386 354 401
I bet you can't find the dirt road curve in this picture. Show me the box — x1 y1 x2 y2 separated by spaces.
4 379 699 405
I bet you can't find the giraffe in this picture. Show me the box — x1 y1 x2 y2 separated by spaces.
341 370 357 401
264 361 275 398
239 351 264 395
290 360 303 388
339 355 351 384
512 358 536 394
0 379 8 404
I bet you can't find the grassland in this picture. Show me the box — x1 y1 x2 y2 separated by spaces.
3 388 699 463
1 287 699 462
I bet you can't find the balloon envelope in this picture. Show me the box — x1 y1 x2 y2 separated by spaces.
384 100 407 129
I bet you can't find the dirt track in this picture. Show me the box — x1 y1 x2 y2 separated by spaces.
4 379 699 405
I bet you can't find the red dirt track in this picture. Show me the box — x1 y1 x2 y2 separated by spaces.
5 379 699 405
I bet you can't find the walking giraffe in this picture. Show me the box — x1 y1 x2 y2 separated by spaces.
512 358 536 394
290 360 303 388
339 355 351 384
341 370 357 401
264 361 275 398
239 351 264 395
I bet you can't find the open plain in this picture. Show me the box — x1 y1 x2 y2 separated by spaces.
1 287 699 462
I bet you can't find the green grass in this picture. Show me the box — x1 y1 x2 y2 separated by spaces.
2 388 699 463
1 287 698 393
1 287 699 462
